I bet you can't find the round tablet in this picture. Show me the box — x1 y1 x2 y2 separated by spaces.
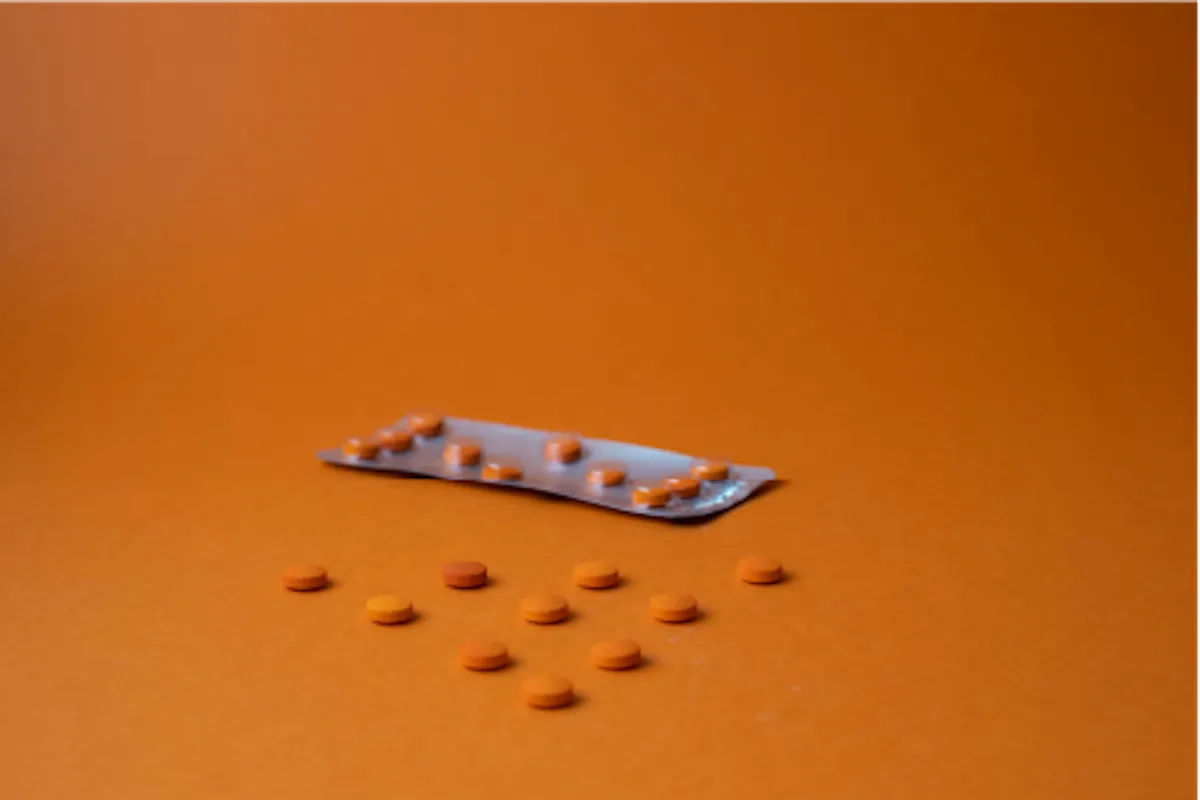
737 555 784 584
649 592 699 623
365 595 414 624
573 561 620 589
591 638 641 670
379 428 413 453
342 437 381 460
481 458 522 482
443 437 482 468
544 434 582 464
521 675 574 709
281 564 328 592
405 412 444 437
663 475 701 499
521 593 570 624
631 479 670 508
691 460 729 481
586 462 626 488
442 561 488 589
459 640 509 671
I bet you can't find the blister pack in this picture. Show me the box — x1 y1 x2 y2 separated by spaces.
318 413 775 519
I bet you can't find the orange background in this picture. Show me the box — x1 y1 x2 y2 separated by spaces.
0 6 1195 799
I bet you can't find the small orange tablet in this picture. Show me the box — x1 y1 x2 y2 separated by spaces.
481 458 522 482
442 561 488 589
573 561 620 589
342 437 381 459
379 429 413 453
460 640 509 671
366 595 414 624
587 462 626 488
631 478 670 508
282 564 328 592
443 437 482 468
522 675 574 709
405 412 444 437
591 639 641 670
649 592 699 623
544 434 582 464
690 460 729 481
521 593 570 624
663 475 701 499
737 556 784 584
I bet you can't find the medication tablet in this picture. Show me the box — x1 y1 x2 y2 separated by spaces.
590 638 641 670
663 475 701 499
587 462 626 488
521 593 570 624
691 460 729 481
631 478 670 508
342 437 381 460
442 561 488 589
649 592 699 623
366 595 414 624
379 429 413 453
521 675 575 709
737 555 784 584
544 434 582 464
481 458 522 482
459 640 509 671
572 561 620 589
282 564 328 592
443 437 482 468
405 412 444 437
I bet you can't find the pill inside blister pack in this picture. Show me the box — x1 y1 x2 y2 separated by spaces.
318 413 775 519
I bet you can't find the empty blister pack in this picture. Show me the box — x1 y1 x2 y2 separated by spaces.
318 413 775 519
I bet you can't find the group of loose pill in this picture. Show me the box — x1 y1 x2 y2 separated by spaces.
340 412 730 508
281 554 785 709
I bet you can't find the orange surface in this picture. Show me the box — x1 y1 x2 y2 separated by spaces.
0 5 1195 799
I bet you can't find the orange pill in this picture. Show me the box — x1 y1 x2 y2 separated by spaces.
663 475 701 499
522 675 575 709
649 592 699 623
544 434 582 464
442 561 488 589
281 564 328 592
366 595 414 624
573 561 620 589
587 461 626 488
591 638 642 670
379 428 413 453
443 437 482 467
737 555 784 584
481 458 522 482
521 593 570 624
460 640 509 671
405 412 444 437
631 478 670 508
342 437 381 459
691 460 729 481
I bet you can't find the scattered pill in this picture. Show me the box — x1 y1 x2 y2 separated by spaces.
521 593 570 624
587 461 626 488
663 475 701 499
342 437 381 459
522 675 575 709
442 561 488 589
405 412 444 437
544 434 582 464
572 561 620 589
691 460 729 481
365 595 414 624
737 555 784 584
460 640 509 671
481 458 522 482
379 429 413 453
631 478 670 508
281 564 328 592
443 437 482 468
591 638 641 670
649 592 699 623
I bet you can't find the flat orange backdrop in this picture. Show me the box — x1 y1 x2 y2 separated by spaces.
0 6 1194 799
